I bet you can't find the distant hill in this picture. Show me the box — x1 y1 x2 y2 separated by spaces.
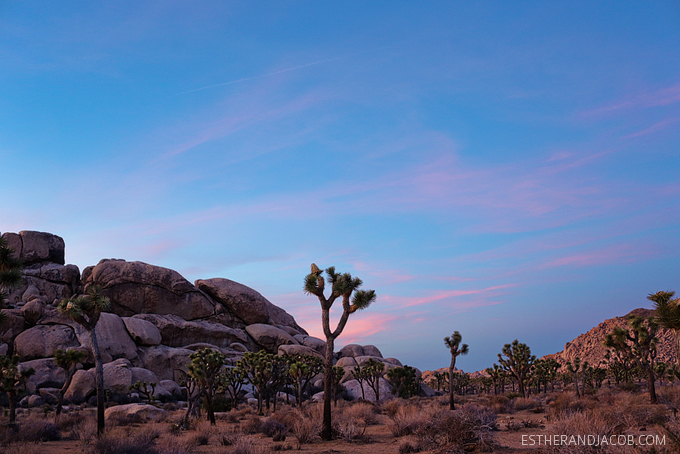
423 308 677 379
542 307 676 368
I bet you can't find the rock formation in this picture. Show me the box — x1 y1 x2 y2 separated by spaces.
0 230 423 407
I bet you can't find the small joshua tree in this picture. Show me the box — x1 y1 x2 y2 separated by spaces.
0 354 34 424
288 354 323 407
566 357 588 398
130 380 157 405
218 365 247 410
304 263 376 440
58 284 110 436
0 236 22 310
387 365 420 398
239 350 274 415
497 339 535 398
363 358 385 403
187 348 226 425
54 348 87 421
444 331 469 409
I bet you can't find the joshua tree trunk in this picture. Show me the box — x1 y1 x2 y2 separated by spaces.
56 370 76 422
648 367 657 404
322 333 335 441
90 327 105 437
8 389 17 424
449 359 456 410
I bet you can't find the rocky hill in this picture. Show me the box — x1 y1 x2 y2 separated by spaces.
0 230 410 406
542 308 677 367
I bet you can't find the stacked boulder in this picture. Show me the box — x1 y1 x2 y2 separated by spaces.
0 231 314 406
1 230 424 408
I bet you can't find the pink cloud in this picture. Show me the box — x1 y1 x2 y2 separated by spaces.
579 82 680 119
381 284 516 309
625 117 680 139
539 243 656 269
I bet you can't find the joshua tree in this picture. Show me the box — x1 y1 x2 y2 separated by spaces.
239 350 274 415
0 354 34 424
54 348 87 422
444 331 469 409
566 357 588 398
288 354 323 406
304 264 376 440
219 365 247 410
363 358 385 403
187 348 226 425
331 365 345 406
0 236 23 309
387 365 420 398
130 380 157 405
650 290 680 366
497 340 535 398
58 284 110 436
604 314 659 403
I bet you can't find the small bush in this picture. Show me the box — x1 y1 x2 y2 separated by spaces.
188 432 210 446
241 415 263 434
398 439 423 453
89 430 160 454
512 397 540 411
291 414 319 447
387 404 431 437
261 418 287 439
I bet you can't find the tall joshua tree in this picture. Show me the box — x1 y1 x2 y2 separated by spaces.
649 290 680 366
304 263 376 441
0 236 23 309
497 340 535 398
58 284 110 436
604 314 659 403
187 348 226 425
444 331 469 410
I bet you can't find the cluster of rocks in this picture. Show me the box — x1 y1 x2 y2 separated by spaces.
0 230 419 410
542 308 677 368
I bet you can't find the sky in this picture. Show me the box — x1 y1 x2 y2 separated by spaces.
1 1 679 372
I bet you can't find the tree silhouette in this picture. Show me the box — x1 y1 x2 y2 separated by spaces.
650 290 680 366
444 331 469 409
54 348 87 422
604 314 659 403
58 284 110 436
0 236 22 310
497 340 535 398
0 354 34 424
187 348 226 425
304 264 376 440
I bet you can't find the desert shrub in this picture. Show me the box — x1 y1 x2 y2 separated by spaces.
545 411 623 454
548 392 587 419
57 411 87 431
272 443 294 451
232 437 260 454
291 413 319 447
210 394 232 412
188 432 210 446
342 401 379 425
333 406 370 442
387 404 431 437
522 419 543 428
512 397 541 411
0 420 62 445
487 395 513 414
383 398 405 417
262 418 288 439
241 415 263 434
399 439 423 453
414 404 497 452
89 429 160 454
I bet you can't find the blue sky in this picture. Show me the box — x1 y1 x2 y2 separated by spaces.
1 1 679 372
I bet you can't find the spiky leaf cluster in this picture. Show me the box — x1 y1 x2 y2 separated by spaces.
304 265 376 314
57 285 111 330
0 354 34 392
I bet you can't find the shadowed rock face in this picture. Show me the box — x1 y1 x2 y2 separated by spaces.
2 231 65 266
84 259 215 320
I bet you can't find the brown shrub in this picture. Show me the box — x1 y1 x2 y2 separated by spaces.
512 397 541 411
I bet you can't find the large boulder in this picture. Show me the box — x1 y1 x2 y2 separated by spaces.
14 324 79 360
343 378 394 402
122 317 162 346
294 335 326 355
20 358 66 393
2 231 65 265
83 259 215 320
245 324 297 353
74 312 138 363
103 358 134 395
104 403 167 421
136 345 194 382
133 314 250 349
130 367 172 401
64 369 95 404
196 278 306 333
0 309 25 345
